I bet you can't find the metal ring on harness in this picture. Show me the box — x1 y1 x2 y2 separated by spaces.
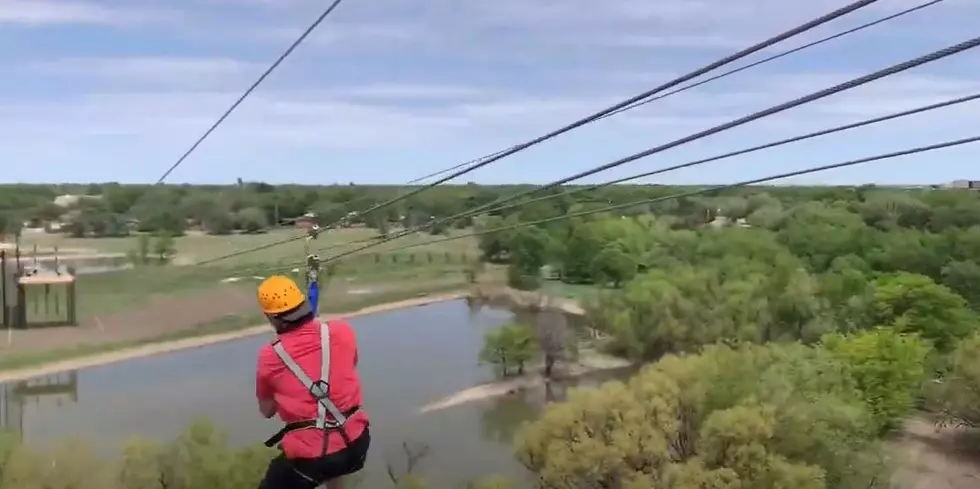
309 379 329 400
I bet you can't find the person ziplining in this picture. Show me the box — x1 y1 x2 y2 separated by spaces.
253 224 370 489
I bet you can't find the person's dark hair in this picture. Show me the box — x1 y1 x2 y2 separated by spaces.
268 301 315 334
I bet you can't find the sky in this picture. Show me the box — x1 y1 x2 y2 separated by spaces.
0 0 978 186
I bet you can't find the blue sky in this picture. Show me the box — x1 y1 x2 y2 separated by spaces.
0 0 978 186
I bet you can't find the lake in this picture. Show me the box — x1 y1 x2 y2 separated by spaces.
0 299 626 488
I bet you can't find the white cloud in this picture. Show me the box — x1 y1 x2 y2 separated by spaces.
4 68 973 151
0 0 177 26
249 22 422 48
26 57 261 87
333 83 488 100
2 0 978 183
596 35 752 50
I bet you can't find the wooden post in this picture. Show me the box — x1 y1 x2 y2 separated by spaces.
15 275 26 329
67 266 77 326
67 280 76 326
1 250 7 328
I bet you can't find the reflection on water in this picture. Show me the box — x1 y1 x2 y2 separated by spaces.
0 300 633 488
0 372 79 438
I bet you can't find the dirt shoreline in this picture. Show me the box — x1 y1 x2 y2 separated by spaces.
418 351 632 414
0 292 467 383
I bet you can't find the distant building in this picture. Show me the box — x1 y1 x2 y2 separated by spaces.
943 180 980 189
53 194 103 208
295 212 317 230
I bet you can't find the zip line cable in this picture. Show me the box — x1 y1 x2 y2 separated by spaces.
201 0 945 264
315 36 980 264
413 36 980 231
153 0 347 184
603 0 944 120
330 135 980 260
397 0 941 186
405 148 513 185
258 133 980 274
193 0 879 266
303 0 876 221
465 92 980 217
247 90 980 261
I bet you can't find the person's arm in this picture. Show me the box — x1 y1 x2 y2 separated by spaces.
307 280 319 315
255 354 278 419
306 253 320 314
258 397 277 419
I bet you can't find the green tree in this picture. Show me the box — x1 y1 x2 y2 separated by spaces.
590 245 636 287
869 272 977 352
30 202 64 224
940 260 980 311
153 232 177 265
477 216 512 263
515 343 887 489
128 233 152 266
934 332 980 428
0 213 23 242
203 207 234 235
235 207 268 234
479 323 537 377
822 328 930 432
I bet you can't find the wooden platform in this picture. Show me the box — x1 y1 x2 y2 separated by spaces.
17 274 75 285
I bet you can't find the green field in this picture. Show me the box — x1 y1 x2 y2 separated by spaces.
7 228 481 323
16 227 478 268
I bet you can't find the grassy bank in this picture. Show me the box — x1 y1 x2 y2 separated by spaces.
67 258 473 318
0 281 468 374
16 228 478 268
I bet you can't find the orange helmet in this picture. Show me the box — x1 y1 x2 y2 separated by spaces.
257 275 306 314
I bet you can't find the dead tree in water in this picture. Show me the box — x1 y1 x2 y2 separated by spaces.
386 441 431 488
535 309 569 379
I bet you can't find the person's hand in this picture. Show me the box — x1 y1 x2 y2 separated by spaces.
307 223 321 240
306 254 320 282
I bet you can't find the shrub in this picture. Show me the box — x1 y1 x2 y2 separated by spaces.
0 419 276 489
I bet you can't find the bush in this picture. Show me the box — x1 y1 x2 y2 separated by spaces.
822 328 930 432
0 420 276 489
514 343 890 489
934 332 980 428
479 322 538 377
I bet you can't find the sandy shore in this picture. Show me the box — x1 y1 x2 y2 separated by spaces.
417 351 632 414
0 292 467 383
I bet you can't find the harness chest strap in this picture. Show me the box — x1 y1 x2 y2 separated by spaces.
264 321 358 450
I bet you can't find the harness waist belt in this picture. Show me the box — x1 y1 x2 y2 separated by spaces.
264 405 361 448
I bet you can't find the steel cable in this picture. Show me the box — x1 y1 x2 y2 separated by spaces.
303 0 878 223
317 35 980 264
258 133 980 273
193 0 882 266
401 0 943 185
154 0 348 184
311 135 980 266
250 90 980 261
470 92 980 217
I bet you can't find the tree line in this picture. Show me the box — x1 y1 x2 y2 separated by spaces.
6 181 977 241
0 185 979 488
466 185 980 487
0 181 560 238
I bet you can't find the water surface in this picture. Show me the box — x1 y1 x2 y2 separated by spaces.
0 300 626 487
